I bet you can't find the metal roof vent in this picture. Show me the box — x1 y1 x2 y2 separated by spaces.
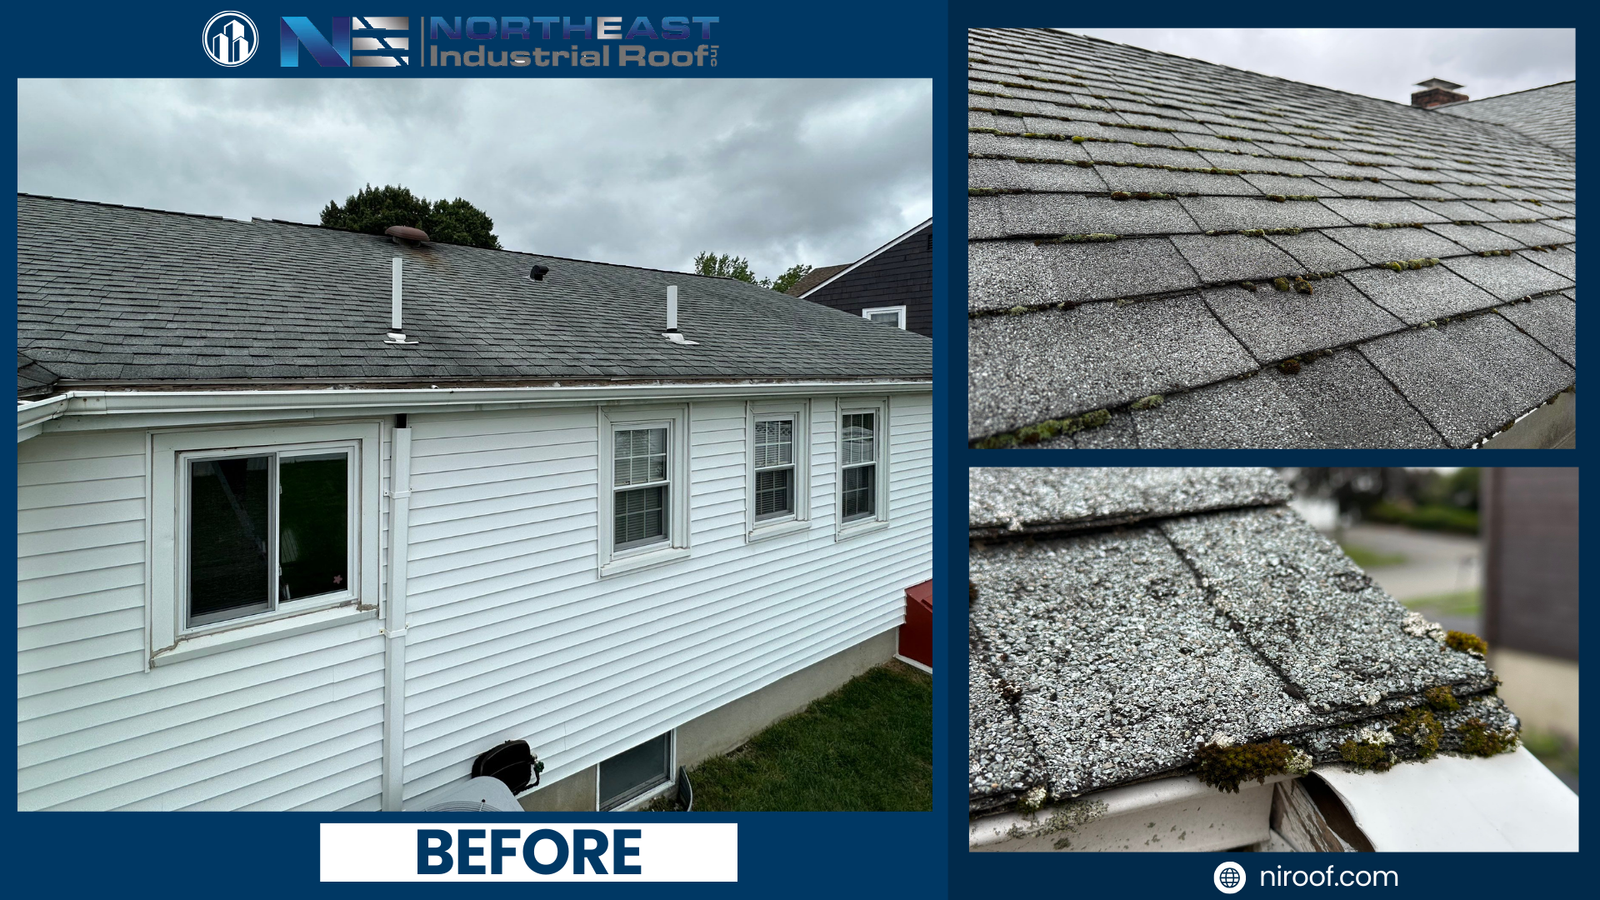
384 257 418 345
662 285 698 345
529 264 549 281
385 224 430 247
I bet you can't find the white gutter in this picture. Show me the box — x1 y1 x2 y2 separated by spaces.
16 380 930 440
381 424 413 811
16 395 68 442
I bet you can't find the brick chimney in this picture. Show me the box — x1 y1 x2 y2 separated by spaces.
1412 78 1468 109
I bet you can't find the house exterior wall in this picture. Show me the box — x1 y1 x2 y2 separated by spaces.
15 391 932 811
1483 466 1578 660
803 223 933 338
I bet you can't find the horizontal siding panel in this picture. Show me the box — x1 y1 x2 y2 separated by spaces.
18 537 143 581
18 519 146 559
19 606 144 653
17 562 145 606
18 496 146 534
18 474 146 511
17 584 144 630
17 429 144 463
17 452 147 486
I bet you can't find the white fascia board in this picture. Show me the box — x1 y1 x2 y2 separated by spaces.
1313 746 1578 851
18 380 932 438
798 218 932 299
970 773 1289 852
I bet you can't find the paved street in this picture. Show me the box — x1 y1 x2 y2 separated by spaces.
1340 523 1481 634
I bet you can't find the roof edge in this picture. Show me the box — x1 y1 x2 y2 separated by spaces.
798 217 932 299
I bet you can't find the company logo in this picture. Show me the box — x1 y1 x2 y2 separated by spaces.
203 11 259 66
281 16 411 67
1215 861 1246 894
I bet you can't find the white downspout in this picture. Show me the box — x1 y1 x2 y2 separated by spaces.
381 424 413 810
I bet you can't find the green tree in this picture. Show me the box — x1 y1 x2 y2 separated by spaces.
321 184 502 249
770 263 813 295
693 253 812 293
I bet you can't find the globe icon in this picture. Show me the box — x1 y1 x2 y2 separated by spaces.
1219 868 1241 889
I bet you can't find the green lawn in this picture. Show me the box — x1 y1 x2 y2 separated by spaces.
1401 589 1481 617
651 661 932 811
1339 543 1408 569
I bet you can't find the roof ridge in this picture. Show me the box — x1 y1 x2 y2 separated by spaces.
19 191 770 285
1439 80 1575 108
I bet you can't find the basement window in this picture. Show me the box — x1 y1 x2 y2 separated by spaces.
837 398 890 538
597 731 674 811
599 405 691 576
862 305 908 329
149 422 383 664
746 400 811 541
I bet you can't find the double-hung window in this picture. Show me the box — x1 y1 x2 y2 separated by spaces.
746 401 810 541
837 398 890 537
149 422 382 664
862 305 908 329
599 405 690 575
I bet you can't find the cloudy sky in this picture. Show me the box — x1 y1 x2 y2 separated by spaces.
1068 29 1574 105
17 79 930 279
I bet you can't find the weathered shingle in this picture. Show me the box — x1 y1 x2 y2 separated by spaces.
968 29 1575 447
18 194 931 394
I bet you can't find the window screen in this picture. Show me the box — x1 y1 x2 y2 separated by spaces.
753 418 796 520
598 732 671 809
841 412 877 522
614 427 670 548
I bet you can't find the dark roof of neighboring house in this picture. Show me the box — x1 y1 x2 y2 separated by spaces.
17 194 931 398
783 263 849 297
1440 82 1575 158
969 467 1515 814
967 29 1576 448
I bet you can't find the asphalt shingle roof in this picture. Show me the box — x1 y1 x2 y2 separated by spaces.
1439 82 1576 157
17 195 931 396
968 29 1576 447
969 467 1516 813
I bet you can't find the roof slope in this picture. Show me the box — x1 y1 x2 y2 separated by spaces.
967 29 1576 448
784 263 849 296
969 467 1516 814
1440 82 1575 157
17 194 930 396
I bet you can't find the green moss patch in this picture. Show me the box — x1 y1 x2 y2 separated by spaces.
1457 718 1519 757
1195 740 1307 793
1423 686 1460 712
1445 630 1487 656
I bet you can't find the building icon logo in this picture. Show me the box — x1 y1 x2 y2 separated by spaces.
1214 861 1246 894
203 11 259 67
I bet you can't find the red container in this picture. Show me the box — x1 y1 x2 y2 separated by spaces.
899 579 933 668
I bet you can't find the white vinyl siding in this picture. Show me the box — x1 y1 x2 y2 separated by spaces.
15 392 932 811
17 426 391 810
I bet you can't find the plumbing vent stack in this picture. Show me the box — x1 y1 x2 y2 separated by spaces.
385 257 418 344
662 284 698 345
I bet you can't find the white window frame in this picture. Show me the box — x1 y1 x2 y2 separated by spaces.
862 305 908 329
836 397 891 540
596 730 678 811
148 421 382 666
746 399 811 542
598 404 691 577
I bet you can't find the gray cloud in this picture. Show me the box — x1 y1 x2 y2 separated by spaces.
17 78 931 278
1066 29 1574 105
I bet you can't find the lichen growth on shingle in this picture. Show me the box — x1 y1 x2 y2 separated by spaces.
1130 394 1164 411
1272 277 1291 291
1457 718 1519 757
1423 685 1459 712
1036 233 1120 244
1391 707 1443 758
1279 358 1302 374
1445 630 1488 656
1195 739 1301 793
1339 726 1397 772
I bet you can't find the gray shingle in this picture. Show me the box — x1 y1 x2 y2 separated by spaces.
1177 196 1352 233
1266 230 1368 273
969 466 1289 537
1358 314 1575 447
1482 220 1577 247
1097 166 1262 197
1319 197 1448 226
1132 372 1312 448
968 295 1256 437
1342 265 1502 325
998 193 1201 237
1439 253 1575 300
1421 223 1528 254
967 237 1198 313
1201 277 1403 363
1271 350 1448 448
1169 233 1301 284
1011 161 1110 193
1519 245 1576 280
1323 225 1469 265
1497 296 1576 366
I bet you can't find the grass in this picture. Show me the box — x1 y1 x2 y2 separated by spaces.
649 661 932 811
1339 543 1408 569
1522 729 1580 780
1401 589 1481 617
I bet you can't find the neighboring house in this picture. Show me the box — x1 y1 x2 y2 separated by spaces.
1481 467 1579 744
967 29 1576 449
16 194 933 812
968 468 1575 852
790 219 933 338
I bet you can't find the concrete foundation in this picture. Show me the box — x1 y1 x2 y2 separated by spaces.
517 627 898 811
1490 647 1579 743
